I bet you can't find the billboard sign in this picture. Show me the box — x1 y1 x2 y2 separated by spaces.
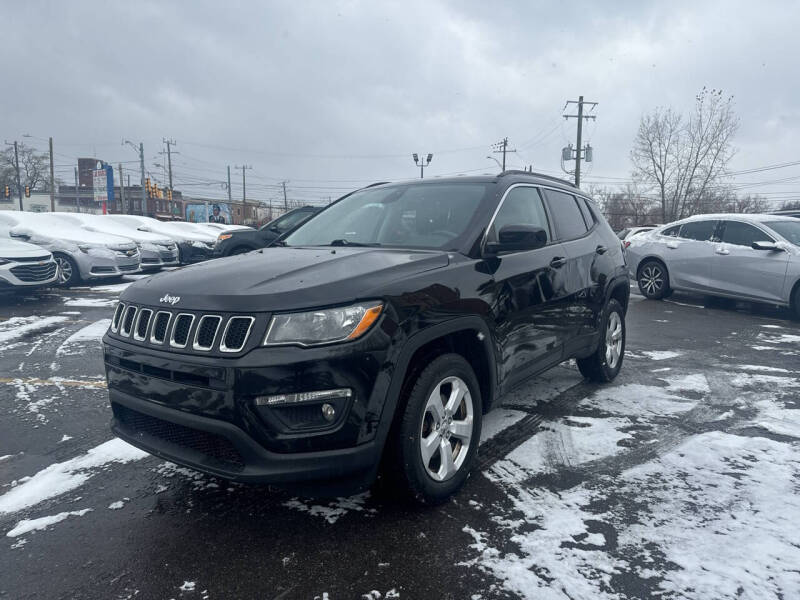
185 202 232 224
92 162 114 214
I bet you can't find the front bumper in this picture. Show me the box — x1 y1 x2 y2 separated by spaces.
139 247 180 270
177 241 214 264
0 259 58 288
103 321 395 485
76 250 141 279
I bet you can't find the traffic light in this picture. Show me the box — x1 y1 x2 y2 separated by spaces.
167 189 172 201
145 177 151 196
3 185 9 198
24 185 30 198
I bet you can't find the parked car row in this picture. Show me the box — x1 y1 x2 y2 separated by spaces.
0 211 258 291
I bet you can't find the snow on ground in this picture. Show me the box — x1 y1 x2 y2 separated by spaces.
0 439 147 515
480 409 528 443
640 350 682 361
55 318 111 355
6 508 92 537
85 281 134 293
0 316 69 346
62 297 116 308
283 492 377 524
464 371 800 599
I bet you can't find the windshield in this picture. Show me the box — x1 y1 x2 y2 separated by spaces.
765 220 800 246
284 183 488 249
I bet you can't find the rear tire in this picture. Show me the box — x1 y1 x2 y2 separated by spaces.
53 253 80 287
577 299 626 383
637 259 670 300
383 353 482 505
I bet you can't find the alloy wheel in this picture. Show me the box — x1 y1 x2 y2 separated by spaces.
605 311 623 369
419 376 474 482
639 264 663 297
55 256 72 285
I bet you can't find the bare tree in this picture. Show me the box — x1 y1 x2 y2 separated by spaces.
0 142 51 192
592 183 660 231
631 88 739 222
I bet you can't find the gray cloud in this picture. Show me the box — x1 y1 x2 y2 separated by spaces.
4 0 799 204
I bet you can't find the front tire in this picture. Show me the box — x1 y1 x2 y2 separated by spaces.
577 299 626 383
53 253 80 287
637 259 670 299
385 353 482 505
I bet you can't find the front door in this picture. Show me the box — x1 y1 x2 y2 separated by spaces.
663 219 719 292
711 220 789 303
482 185 573 391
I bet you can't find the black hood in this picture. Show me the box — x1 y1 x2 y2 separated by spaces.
121 246 450 312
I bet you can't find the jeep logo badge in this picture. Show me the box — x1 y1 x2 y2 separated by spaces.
160 294 180 305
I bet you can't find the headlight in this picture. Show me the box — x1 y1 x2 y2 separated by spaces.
264 302 383 346
218 233 232 241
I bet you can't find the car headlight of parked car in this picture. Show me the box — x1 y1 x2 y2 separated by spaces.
264 302 383 346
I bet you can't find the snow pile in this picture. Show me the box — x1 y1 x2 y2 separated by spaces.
0 316 68 346
0 439 148 515
62 297 116 308
7 508 92 537
641 350 682 361
56 318 111 355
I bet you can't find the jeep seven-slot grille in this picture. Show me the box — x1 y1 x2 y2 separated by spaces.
114 404 244 470
110 302 257 354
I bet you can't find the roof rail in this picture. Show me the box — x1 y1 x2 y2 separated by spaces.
498 170 578 189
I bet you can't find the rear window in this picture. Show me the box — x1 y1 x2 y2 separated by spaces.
679 220 717 241
577 198 596 228
543 189 589 241
661 225 680 237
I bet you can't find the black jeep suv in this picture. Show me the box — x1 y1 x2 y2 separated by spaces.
103 172 629 503
212 206 320 257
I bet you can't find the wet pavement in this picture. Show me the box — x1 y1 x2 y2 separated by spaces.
1 277 799 599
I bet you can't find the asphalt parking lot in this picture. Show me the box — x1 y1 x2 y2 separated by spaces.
1 277 799 599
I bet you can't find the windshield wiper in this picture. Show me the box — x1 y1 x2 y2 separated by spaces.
328 239 380 247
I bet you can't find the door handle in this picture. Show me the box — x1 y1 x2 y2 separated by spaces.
550 256 567 268
595 245 607 255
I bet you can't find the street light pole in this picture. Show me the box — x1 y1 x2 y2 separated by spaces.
412 153 433 178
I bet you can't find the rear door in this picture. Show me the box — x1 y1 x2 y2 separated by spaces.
484 185 572 390
663 219 718 291
711 220 789 302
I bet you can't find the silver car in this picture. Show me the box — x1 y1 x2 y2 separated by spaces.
626 214 800 317
0 238 58 291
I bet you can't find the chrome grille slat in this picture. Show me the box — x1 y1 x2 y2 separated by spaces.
150 311 172 344
220 316 255 353
120 306 138 337
170 313 195 349
111 303 125 333
133 309 153 341
192 315 222 351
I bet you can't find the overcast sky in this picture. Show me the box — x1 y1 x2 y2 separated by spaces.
4 0 799 205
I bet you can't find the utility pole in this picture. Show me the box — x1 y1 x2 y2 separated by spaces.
281 181 288 210
138 143 145 215
562 96 597 187
162 138 175 191
491 138 516 171
412 153 433 178
119 163 126 214
74 167 80 213
49 137 55 212
235 165 252 222
226 165 232 203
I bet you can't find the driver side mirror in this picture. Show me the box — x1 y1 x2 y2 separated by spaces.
485 225 548 255
751 241 783 251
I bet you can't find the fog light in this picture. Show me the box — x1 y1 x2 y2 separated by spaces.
321 403 336 422
254 388 352 406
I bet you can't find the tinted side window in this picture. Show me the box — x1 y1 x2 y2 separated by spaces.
679 220 717 241
488 186 550 244
662 225 680 237
270 210 311 232
721 221 773 246
577 197 595 228
543 190 589 241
